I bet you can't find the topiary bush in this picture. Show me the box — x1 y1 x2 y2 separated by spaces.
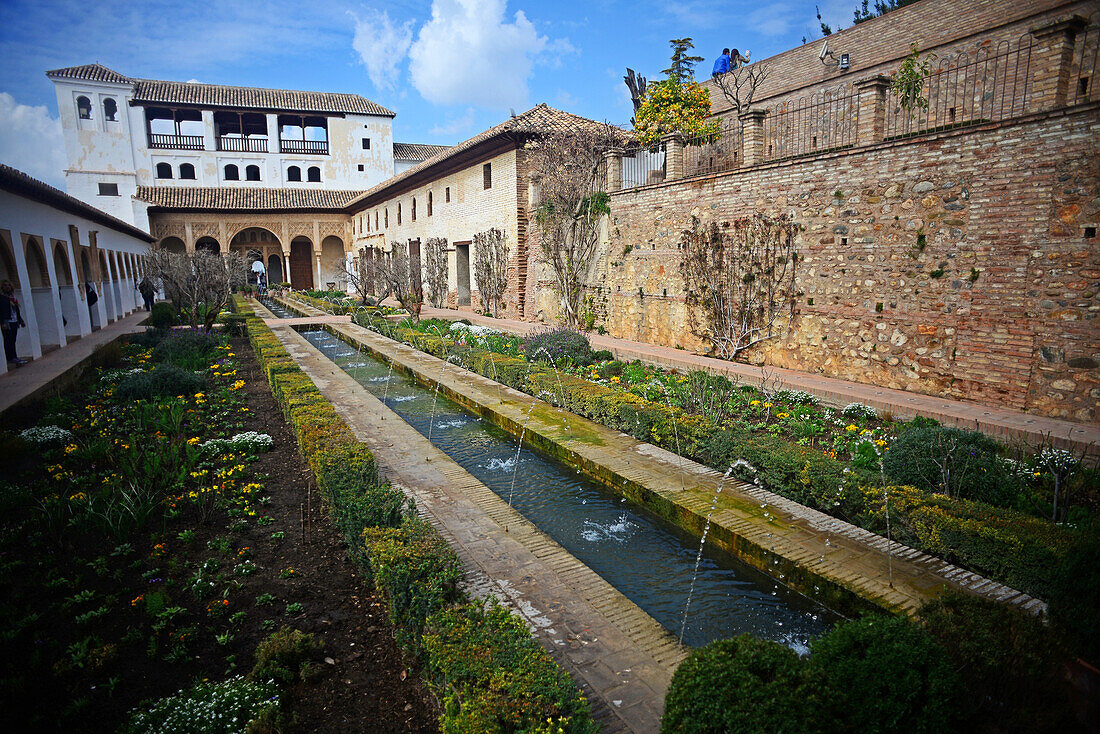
115 364 205 402
1048 532 1100 667
524 327 595 367
810 615 960 734
882 425 1016 505
918 592 1075 733
248 626 320 690
148 301 178 329
661 635 813 734
152 329 223 371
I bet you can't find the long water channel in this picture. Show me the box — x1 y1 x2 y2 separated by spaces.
292 320 836 651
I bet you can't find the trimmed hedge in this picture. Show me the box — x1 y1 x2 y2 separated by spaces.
238 297 594 732
361 315 1070 601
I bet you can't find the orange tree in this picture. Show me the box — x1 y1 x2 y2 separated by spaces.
634 38 719 146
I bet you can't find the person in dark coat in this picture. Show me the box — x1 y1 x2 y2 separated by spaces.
138 276 155 311
0 280 27 366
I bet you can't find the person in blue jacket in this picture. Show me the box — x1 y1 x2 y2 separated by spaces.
712 48 731 76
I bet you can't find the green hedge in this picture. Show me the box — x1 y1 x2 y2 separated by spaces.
361 315 1073 602
238 297 594 732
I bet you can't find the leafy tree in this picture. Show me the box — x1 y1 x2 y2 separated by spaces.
662 38 704 84
148 248 246 332
635 38 719 146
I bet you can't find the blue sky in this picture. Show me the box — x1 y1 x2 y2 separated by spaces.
0 0 860 187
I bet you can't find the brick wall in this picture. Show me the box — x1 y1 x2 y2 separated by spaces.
594 104 1099 422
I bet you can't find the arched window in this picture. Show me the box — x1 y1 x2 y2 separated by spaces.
246 165 261 181
76 96 92 120
224 164 239 181
103 98 118 122
411 197 417 222
155 162 173 179
179 163 196 180
384 208 388 228
287 166 302 182
307 166 321 182
397 203 402 225
428 191 433 216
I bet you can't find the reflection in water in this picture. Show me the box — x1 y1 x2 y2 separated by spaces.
301 328 837 650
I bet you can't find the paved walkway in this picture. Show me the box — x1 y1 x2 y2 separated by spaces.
251 302 681 733
0 310 148 419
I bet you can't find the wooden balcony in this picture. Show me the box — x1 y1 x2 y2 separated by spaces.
279 139 328 155
217 136 269 153
148 133 204 151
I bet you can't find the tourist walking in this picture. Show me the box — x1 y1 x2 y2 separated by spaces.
138 276 155 311
0 279 27 366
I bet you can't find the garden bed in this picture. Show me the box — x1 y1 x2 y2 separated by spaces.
0 329 438 732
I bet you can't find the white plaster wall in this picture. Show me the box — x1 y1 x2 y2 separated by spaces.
0 189 152 371
350 148 520 299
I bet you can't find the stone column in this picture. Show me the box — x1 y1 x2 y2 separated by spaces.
603 148 623 192
739 110 767 166
201 110 216 152
662 133 684 181
855 75 892 146
1029 15 1088 112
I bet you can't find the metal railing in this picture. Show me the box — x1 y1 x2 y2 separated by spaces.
621 142 665 190
148 133 204 151
763 83 859 162
683 119 742 177
217 136 269 153
1069 23 1099 105
279 139 329 155
885 34 1033 140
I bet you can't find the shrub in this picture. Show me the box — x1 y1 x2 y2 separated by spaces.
810 615 959 734
661 635 813 734
524 327 595 367
918 592 1075 733
593 349 614 362
148 301 178 329
425 602 597 734
882 425 1015 504
1048 533 1100 666
218 312 249 337
361 516 463 653
124 675 278 734
669 371 740 426
152 329 223 371
115 363 205 402
597 360 624 378
128 327 171 348
249 626 319 690
841 402 877 419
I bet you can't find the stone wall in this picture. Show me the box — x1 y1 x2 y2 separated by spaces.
593 104 1099 422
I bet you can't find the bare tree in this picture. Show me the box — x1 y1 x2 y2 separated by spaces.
149 248 246 331
376 242 422 320
329 252 377 306
712 60 772 115
623 68 648 126
527 123 620 328
424 237 449 308
679 213 801 360
472 228 508 317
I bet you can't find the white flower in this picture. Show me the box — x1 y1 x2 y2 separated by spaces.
20 425 74 445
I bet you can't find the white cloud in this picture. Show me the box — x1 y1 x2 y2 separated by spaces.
0 92 65 188
749 3 796 38
350 9 413 92
408 0 569 109
429 108 476 138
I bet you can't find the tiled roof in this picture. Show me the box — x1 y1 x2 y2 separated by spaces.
0 164 154 242
46 63 133 85
393 142 452 161
135 186 365 211
131 80 394 117
349 104 626 208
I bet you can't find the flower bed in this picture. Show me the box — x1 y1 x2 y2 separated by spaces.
354 313 1090 604
239 298 596 733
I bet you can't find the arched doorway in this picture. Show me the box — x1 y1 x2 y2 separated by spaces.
53 242 81 338
268 254 284 285
0 233 18 286
26 237 60 350
289 237 314 290
320 235 344 290
160 236 186 254
195 237 220 254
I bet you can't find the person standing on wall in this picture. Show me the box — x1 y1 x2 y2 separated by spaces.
138 275 155 312
0 280 27 366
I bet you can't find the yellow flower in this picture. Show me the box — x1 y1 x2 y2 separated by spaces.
846 424 859 432
187 437 200 445
763 402 772 408
750 400 761 406
194 393 205 399
232 380 245 390
64 443 78 454
860 429 872 436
